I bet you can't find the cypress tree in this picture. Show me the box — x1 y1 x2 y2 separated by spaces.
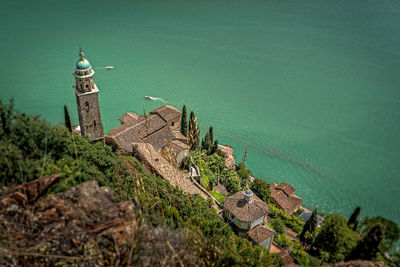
348 206 361 228
299 208 318 245
180 105 188 137
64 105 72 132
212 139 219 154
203 132 211 152
347 224 383 260
209 126 214 143
188 111 199 150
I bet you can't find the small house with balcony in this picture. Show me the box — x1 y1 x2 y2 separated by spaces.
224 190 276 250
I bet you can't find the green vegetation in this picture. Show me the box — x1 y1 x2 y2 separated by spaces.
249 177 270 203
274 234 292 249
299 208 317 246
270 218 285 235
63 104 72 132
180 105 188 137
347 206 361 231
188 111 200 150
236 162 250 187
201 126 219 155
269 203 304 234
210 189 227 204
311 214 359 263
0 100 280 266
347 224 383 261
359 216 400 253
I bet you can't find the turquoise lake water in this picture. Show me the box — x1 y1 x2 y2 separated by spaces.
1 0 399 224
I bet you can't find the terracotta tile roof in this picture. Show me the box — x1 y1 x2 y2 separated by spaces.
142 126 175 150
270 182 278 190
173 131 188 142
248 225 276 244
218 144 234 156
169 140 190 155
107 114 172 153
270 183 303 214
224 191 268 222
150 105 181 122
275 183 296 196
118 112 138 124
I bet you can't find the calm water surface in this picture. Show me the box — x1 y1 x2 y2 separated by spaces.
1 0 399 224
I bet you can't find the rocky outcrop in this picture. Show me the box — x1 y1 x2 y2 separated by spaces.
0 177 137 266
325 261 389 267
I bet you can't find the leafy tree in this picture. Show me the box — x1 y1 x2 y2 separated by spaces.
225 171 241 194
348 206 361 230
237 162 249 179
188 111 200 150
299 208 318 245
268 203 304 234
360 216 400 252
249 177 270 203
271 218 285 234
312 214 359 263
347 224 383 261
274 234 292 249
180 105 188 137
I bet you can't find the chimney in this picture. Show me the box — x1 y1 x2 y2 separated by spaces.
243 190 253 204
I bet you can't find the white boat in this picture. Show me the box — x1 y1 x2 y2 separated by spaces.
105 66 114 70
145 96 155 100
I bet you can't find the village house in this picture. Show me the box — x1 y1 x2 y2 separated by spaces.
224 190 276 250
270 183 303 215
105 105 189 166
218 144 236 168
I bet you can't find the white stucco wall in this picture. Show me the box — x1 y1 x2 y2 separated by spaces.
259 236 272 250
250 215 265 230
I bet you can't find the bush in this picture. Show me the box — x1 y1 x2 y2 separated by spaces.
210 189 226 204
269 204 304 233
271 218 285 234
274 234 292 249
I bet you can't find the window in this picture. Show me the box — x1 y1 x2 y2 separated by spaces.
85 102 89 111
93 120 96 127
171 122 175 127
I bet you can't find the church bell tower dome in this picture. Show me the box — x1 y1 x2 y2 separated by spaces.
74 49 94 79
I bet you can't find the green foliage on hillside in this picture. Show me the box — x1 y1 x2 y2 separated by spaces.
269 203 304 234
249 177 271 203
210 189 226 204
0 100 280 266
312 214 360 263
359 216 400 252
299 208 318 245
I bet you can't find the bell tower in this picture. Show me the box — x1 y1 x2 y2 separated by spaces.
73 49 104 143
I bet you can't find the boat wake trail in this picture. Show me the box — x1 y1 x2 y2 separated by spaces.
145 96 166 102
94 66 114 70
260 149 329 181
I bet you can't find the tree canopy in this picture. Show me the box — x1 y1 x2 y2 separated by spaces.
249 177 270 203
312 214 359 263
